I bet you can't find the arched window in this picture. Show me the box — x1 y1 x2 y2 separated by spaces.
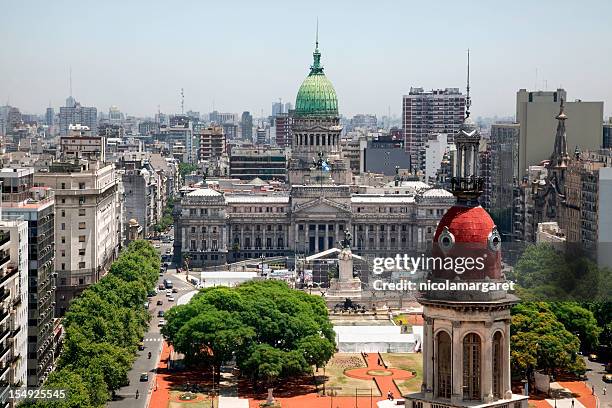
463 333 481 400
492 331 503 399
436 331 452 399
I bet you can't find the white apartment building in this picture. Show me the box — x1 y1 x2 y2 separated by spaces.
35 160 119 316
0 212 29 402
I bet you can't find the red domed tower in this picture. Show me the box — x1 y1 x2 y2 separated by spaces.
406 51 526 408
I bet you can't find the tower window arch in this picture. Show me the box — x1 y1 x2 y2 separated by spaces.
436 331 452 399
463 333 481 400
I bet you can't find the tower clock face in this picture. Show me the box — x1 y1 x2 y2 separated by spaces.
488 227 502 252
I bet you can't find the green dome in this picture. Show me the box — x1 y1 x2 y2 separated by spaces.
295 46 338 117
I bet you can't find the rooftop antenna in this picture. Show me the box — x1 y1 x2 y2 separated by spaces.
316 17 319 49
466 48 471 118
535 68 538 91
180 88 184 115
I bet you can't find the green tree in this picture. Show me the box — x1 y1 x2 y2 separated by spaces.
163 280 336 384
179 163 197 177
550 302 601 352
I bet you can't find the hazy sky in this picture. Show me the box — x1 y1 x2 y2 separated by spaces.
1 0 611 119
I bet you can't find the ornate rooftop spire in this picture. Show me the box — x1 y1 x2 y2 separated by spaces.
310 19 324 75
551 98 569 168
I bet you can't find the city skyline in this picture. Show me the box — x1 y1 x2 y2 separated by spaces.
2 1 612 120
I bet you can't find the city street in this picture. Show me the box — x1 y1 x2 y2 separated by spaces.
584 357 611 408
107 237 193 408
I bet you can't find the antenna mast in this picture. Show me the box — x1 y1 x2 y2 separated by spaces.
180 88 184 115
466 49 471 117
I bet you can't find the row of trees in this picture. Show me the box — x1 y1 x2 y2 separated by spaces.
162 280 336 386
154 197 174 233
23 240 160 408
509 244 611 379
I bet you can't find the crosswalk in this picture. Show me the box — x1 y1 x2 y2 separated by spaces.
143 337 163 342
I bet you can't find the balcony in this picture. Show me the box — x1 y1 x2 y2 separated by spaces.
0 256 8 270
0 266 17 288
0 234 8 248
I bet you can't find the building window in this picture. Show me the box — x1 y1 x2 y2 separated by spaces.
79 209 86 216
78 235 86 242
61 223 65 230
61 236 66 244
61 183 66 189
79 196 85 205
61 198 65 204
463 333 481 400
61 263 65 270
61 210 65 217
78 248 85 256
79 182 85 189
61 250 65 257
78 262 86 269
436 331 452 399
201 227 207 233
191 227 196 233
78 222 86 229
493 332 503 399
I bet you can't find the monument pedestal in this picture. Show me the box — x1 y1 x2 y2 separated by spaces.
327 247 362 298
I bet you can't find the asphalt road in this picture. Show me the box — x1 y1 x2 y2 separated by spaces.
584 357 611 408
107 237 193 408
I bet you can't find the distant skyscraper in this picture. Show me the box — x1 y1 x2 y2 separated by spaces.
256 126 267 145
45 107 54 127
402 87 465 172
59 100 97 136
241 111 253 141
272 101 283 117
604 119 612 149
350 114 377 131
65 96 76 108
108 105 122 125
284 102 293 113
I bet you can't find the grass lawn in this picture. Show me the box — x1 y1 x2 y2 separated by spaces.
168 391 218 408
322 353 381 396
381 353 423 394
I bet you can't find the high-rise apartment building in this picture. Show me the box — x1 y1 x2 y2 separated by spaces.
402 87 465 171
59 101 97 136
60 124 106 162
603 119 612 149
0 168 55 386
256 126 267 145
0 209 29 403
489 123 520 238
240 112 253 142
34 161 119 316
197 126 226 162
516 88 603 177
274 113 291 147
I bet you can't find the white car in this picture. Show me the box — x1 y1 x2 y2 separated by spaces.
168 296 175 302
158 319 166 327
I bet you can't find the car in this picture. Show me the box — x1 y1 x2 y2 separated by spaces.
165 249 171 255
144 301 150 309
168 296 175 302
166 289 172 295
156 300 163 306
172 288 178 293
158 283 164 290
603 373 612 383
140 372 149 382
138 342 145 351
588 353 598 361
158 310 164 317
163 262 170 267
158 319 166 327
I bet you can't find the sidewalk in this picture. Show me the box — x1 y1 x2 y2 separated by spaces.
148 342 172 408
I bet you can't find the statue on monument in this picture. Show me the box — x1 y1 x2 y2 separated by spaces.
340 229 352 249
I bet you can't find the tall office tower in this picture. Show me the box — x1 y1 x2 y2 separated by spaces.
0 210 29 403
65 96 76 108
603 118 612 149
45 107 54 127
0 168 55 386
284 102 293 113
108 105 123 125
274 113 291 147
34 160 119 316
229 145 288 181
256 126 267 145
240 111 253 141
58 101 97 136
272 101 284 117
489 123 520 238
350 114 378 131
516 88 603 177
402 87 465 172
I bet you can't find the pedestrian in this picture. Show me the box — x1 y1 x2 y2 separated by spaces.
135 389 139 400
592 385 595 395
571 398 575 408
604 386 607 395
387 390 392 400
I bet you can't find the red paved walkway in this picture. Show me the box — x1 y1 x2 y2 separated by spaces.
149 341 172 408
558 381 597 408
